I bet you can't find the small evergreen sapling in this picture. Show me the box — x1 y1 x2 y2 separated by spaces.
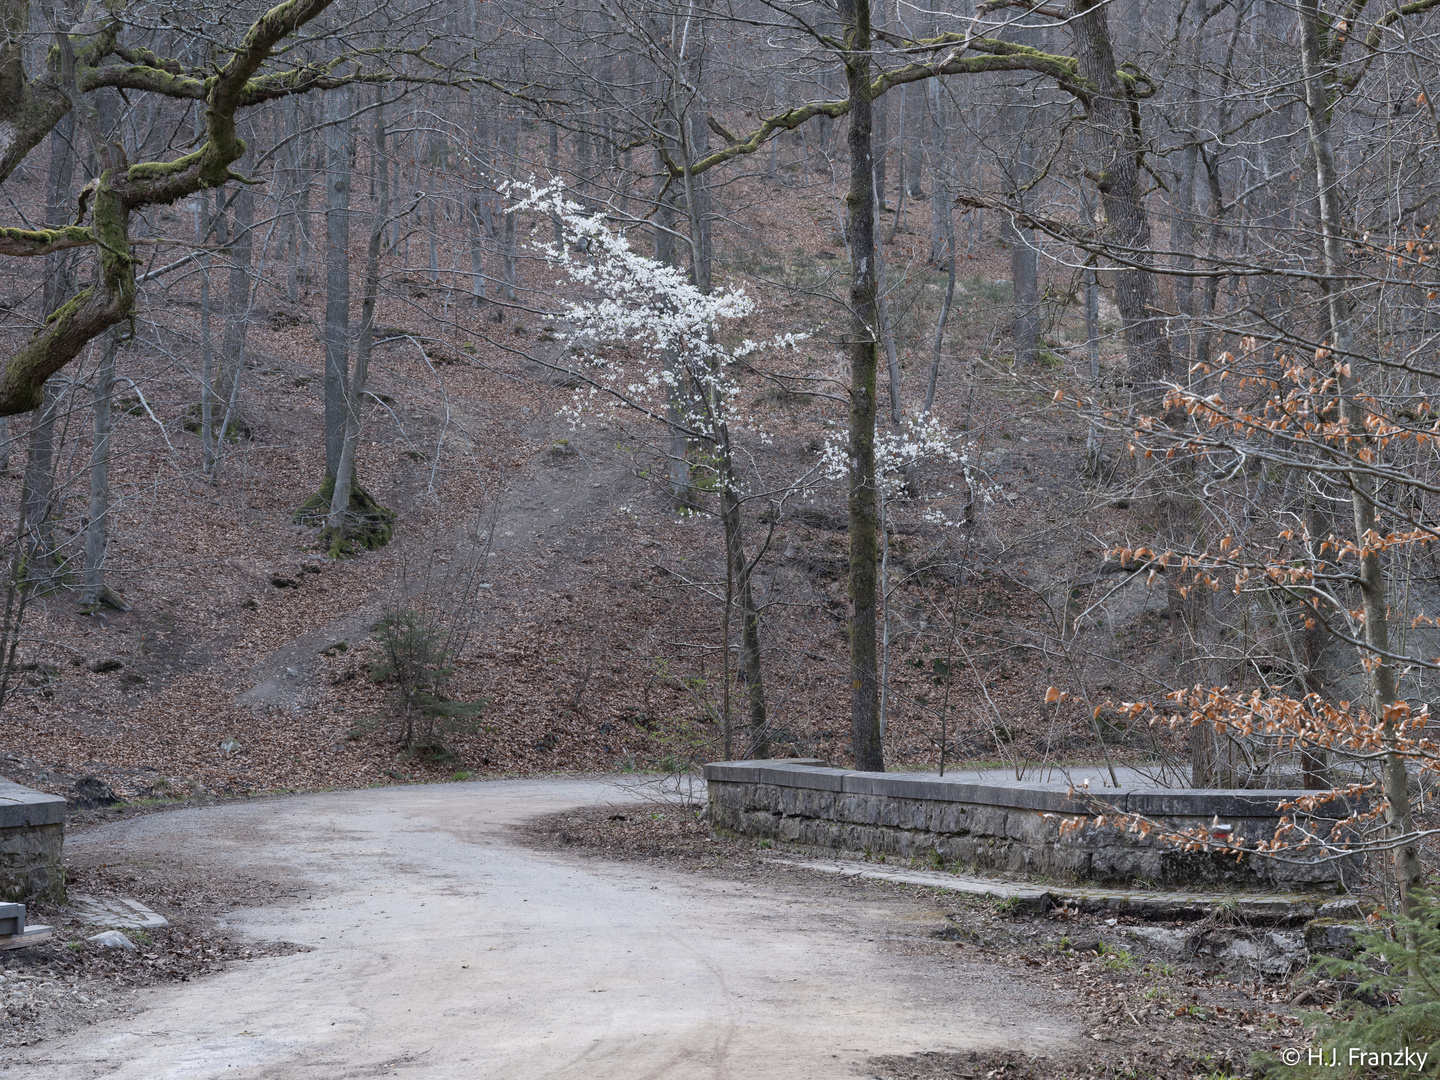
1264 891 1440 1078
370 608 484 760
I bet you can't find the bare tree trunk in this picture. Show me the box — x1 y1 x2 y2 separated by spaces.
1082 261 1101 381
329 96 392 534
215 139 254 466
1170 0 1203 383
873 175 902 425
466 96 487 307
500 107 518 302
20 383 58 582
927 79 948 265
1071 0 1172 389
1301 498 1331 789
547 121 562 248
678 28 713 297
654 141 691 510
894 83 907 202
280 100 299 302
1010 206 1040 367
717 439 768 757
889 83 908 233
840 0 883 771
427 189 440 284
1004 46 1040 368
906 81 923 198
1298 0 1422 914
199 187 218 475
41 112 75 318
24 113 77 582
924 105 957 417
873 89 888 211
83 328 126 610
323 87 354 480
287 103 315 303
328 203 383 542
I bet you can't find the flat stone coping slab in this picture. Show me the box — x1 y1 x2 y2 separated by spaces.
0 924 53 950
768 857 1334 921
0 779 66 829
68 894 169 930
705 759 1352 818
0 900 52 949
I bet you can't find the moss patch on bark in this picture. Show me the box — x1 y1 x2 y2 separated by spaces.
293 474 396 558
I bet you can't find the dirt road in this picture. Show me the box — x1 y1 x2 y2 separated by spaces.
13 778 1077 1079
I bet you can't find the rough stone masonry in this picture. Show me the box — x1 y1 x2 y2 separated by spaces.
705 760 1358 891
0 778 65 903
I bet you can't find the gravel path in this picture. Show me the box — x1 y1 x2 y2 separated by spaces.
9 778 1076 1079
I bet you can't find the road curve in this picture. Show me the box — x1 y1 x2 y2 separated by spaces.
14 778 1077 1079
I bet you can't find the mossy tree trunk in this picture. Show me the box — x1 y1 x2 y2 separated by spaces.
839 0 884 772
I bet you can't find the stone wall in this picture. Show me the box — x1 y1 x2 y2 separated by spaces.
705 760 1358 892
0 780 65 903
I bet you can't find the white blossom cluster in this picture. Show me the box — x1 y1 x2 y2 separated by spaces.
511 181 808 452
813 413 997 523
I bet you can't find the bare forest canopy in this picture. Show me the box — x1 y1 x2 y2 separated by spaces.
1 0 1440 916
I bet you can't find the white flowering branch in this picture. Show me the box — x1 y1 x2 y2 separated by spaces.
814 413 997 525
510 180 809 475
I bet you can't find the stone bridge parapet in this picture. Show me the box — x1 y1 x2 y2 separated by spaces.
704 759 1357 891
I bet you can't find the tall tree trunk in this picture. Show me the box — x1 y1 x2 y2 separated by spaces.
927 79 948 265
1297 0 1422 915
873 90 888 211
466 95 487 308
1301 498 1331 789
83 328 125 610
328 172 386 542
1071 0 1171 389
924 95 957 418
41 112 76 318
500 108 518 303
679 27 713 297
840 0 883 771
216 141 254 465
281 99 300 302
24 113 77 581
1010 200 1040 368
1005 32 1040 368
20 384 58 582
323 87 354 479
675 73 768 748
1170 0 1204 383
291 108 316 302
906 81 924 198
656 144 692 510
199 187 218 475
427 190 440 284
717 435 768 757
548 121 562 248
873 176 903 425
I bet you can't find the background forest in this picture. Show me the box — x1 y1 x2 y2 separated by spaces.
0 0 1437 906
